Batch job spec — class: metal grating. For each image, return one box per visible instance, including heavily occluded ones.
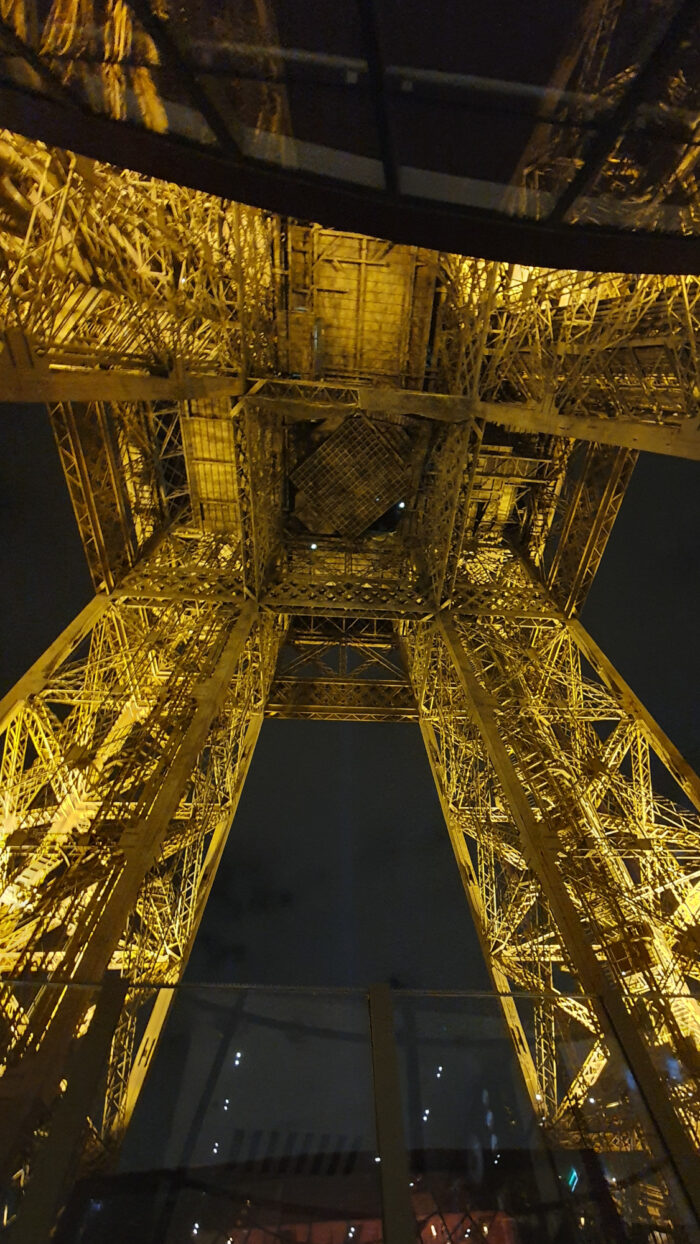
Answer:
[181,412,239,533]
[291,414,411,537]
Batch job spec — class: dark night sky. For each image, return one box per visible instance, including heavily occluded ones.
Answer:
[1,407,699,990]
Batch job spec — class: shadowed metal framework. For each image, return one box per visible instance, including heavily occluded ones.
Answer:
[1,125,700,1234]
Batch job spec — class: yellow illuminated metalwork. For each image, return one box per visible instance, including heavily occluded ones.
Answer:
[0,124,699,1230]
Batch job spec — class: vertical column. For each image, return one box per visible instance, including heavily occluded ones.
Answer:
[368,984,416,1244]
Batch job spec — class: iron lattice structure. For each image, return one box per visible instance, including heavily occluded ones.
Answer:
[1,126,700,1230]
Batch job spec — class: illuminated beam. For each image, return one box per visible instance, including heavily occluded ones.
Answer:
[117,712,264,1139]
[250,382,700,459]
[0,366,245,405]
[0,595,109,733]
[3,364,697,460]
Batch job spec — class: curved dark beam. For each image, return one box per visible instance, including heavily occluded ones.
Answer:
[2,82,700,275]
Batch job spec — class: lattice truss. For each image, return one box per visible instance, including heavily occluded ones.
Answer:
[1,128,699,459]
[433,252,700,452]
[401,568,700,1158]
[0,419,283,1174]
[1,122,700,1225]
[0,128,274,375]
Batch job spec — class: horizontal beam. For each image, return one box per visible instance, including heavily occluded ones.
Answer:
[4,366,697,459]
[0,365,245,405]
[480,399,700,461]
[265,677,417,721]
[252,383,700,459]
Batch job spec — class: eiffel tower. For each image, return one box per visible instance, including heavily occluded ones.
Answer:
[1,8,700,1235]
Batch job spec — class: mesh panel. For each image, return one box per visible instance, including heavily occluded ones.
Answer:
[291,415,411,537]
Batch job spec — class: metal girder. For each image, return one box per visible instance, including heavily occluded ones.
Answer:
[0,363,245,405]
[543,442,638,615]
[12,361,692,462]
[0,130,274,379]
[252,382,700,460]
[486,399,700,460]
[114,712,263,1143]
[266,615,416,720]
[2,124,700,461]
[266,678,416,722]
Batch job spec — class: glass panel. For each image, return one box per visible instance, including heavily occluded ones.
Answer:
[60,986,382,1243]
[393,992,698,1244]
[2,985,698,1241]
[0,981,107,1232]
[0,4,217,141]
[0,36,53,97]
[566,126,700,234]
[174,0,382,174]
[397,114,589,218]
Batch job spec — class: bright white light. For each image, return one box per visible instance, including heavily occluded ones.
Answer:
[588,1096,595,1104]
[535,1093,542,1102]
[579,1217,585,1227]
[310,542,318,550]
[192,1226,199,1238]
[212,1142,219,1154]
[431,1225,437,1238]
[374,1156,381,1163]
[398,501,406,509]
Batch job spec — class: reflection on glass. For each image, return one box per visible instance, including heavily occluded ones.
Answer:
[57,987,382,1243]
[1,985,697,1243]
[0,0,699,232]
[393,992,698,1244]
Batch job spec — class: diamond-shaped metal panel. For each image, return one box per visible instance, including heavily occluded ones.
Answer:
[291,414,411,537]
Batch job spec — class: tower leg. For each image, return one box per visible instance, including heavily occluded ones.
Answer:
[0,539,278,1179]
[404,606,700,1225]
